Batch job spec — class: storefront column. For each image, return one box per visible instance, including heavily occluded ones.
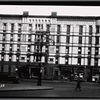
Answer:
[29,67,31,78]
[90,67,93,82]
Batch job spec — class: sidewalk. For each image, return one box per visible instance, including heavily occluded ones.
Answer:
[0,83,54,92]
[21,78,100,85]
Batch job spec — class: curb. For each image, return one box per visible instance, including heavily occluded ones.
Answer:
[0,86,54,92]
[0,87,54,92]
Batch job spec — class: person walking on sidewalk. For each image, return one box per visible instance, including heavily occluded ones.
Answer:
[75,75,82,91]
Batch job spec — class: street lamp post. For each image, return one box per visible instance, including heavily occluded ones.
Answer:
[35,31,55,86]
[37,40,43,86]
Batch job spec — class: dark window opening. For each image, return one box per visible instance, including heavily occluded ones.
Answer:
[57,25,61,34]
[78,58,81,65]
[89,25,92,35]
[79,36,82,44]
[18,24,22,33]
[3,23,7,32]
[96,25,99,33]
[11,23,14,32]
[96,36,99,44]
[46,24,50,32]
[79,25,83,35]
[66,36,70,43]
[67,25,70,34]
[21,57,25,60]
[49,58,54,62]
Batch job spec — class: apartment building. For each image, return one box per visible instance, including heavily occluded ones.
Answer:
[0,11,100,81]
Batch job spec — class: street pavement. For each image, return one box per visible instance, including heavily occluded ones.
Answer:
[0,79,100,98]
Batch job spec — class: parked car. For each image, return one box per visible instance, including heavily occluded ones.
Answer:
[0,72,19,84]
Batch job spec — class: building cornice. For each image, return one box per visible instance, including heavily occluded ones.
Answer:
[0,13,100,20]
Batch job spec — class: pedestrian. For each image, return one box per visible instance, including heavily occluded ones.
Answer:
[75,75,82,91]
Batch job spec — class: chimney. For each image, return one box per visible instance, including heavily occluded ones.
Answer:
[23,11,29,17]
[51,12,57,17]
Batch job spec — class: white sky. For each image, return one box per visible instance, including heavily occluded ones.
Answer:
[0,5,100,16]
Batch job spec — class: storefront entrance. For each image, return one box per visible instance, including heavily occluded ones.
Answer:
[30,68,39,78]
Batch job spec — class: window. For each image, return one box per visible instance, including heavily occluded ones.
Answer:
[57,25,60,34]
[20,45,27,52]
[79,25,83,35]
[46,24,50,32]
[9,56,12,62]
[49,58,54,62]
[96,25,99,33]
[3,34,5,41]
[57,25,60,43]
[95,47,98,55]
[88,59,91,65]
[21,35,26,41]
[79,36,82,44]
[18,34,20,41]
[11,23,14,32]
[21,57,25,60]
[66,25,70,43]
[56,46,59,54]
[88,47,91,55]
[78,47,81,55]
[66,36,70,43]
[29,24,32,32]
[65,46,69,53]
[67,25,70,34]
[18,24,22,33]
[28,36,31,42]
[65,58,68,65]
[95,58,98,66]
[96,36,99,44]
[88,47,91,65]
[56,36,60,43]
[89,25,92,35]
[3,23,7,32]
[56,57,59,64]
[35,24,43,31]
[1,56,4,61]
[89,37,92,44]
[78,58,81,65]
[10,44,12,51]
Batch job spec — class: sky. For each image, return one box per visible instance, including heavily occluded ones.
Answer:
[0,5,100,16]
